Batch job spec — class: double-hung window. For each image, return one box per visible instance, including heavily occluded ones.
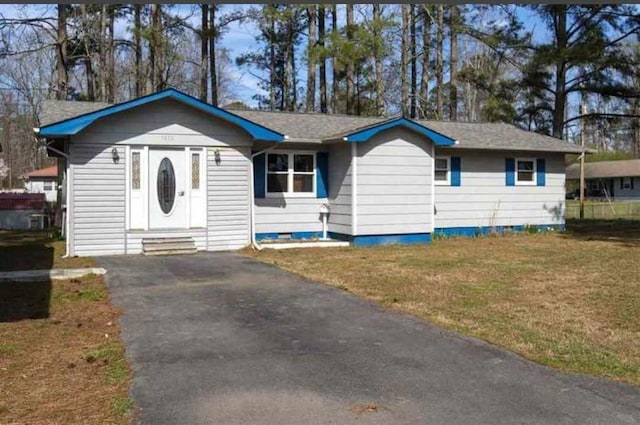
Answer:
[435,156,450,185]
[267,152,315,196]
[516,158,536,185]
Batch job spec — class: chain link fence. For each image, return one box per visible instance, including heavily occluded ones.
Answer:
[566,200,640,220]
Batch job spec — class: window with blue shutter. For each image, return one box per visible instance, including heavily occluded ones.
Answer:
[253,153,266,198]
[451,156,461,186]
[536,158,546,186]
[316,152,329,198]
[505,158,515,186]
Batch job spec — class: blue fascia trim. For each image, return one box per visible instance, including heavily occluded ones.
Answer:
[344,117,456,146]
[328,232,432,246]
[434,224,565,238]
[39,88,284,142]
[256,231,323,241]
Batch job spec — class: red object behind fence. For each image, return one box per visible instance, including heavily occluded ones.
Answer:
[0,193,46,210]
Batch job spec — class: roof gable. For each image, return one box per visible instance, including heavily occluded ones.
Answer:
[38,88,284,142]
[339,117,457,146]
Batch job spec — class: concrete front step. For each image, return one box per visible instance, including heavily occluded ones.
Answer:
[142,237,197,256]
[143,248,198,256]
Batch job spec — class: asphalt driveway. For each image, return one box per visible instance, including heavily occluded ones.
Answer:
[99,252,640,425]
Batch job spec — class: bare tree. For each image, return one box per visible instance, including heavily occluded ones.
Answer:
[56,4,68,100]
[435,4,444,119]
[449,5,459,121]
[345,4,355,114]
[200,4,209,101]
[400,4,409,116]
[305,5,316,112]
[318,6,327,113]
[372,4,385,116]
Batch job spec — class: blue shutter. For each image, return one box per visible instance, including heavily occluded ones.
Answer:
[536,158,546,186]
[316,152,329,198]
[253,153,266,198]
[450,156,461,186]
[505,158,515,186]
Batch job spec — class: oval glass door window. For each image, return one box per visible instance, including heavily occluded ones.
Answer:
[157,158,176,214]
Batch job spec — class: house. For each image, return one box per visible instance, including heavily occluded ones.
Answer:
[566,159,640,200]
[35,88,583,257]
[24,165,58,203]
[0,193,48,230]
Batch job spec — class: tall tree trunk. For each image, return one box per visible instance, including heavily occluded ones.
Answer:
[80,4,95,101]
[372,4,384,116]
[419,5,431,119]
[345,4,355,115]
[410,4,417,118]
[331,5,338,113]
[318,6,327,113]
[449,5,458,121]
[400,4,409,116]
[99,5,107,100]
[209,5,218,106]
[269,5,276,111]
[151,4,163,91]
[107,7,115,102]
[305,5,316,112]
[552,5,568,139]
[436,4,444,119]
[56,4,67,100]
[200,4,209,102]
[134,4,143,97]
[289,14,297,111]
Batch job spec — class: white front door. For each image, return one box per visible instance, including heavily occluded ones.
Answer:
[149,149,187,229]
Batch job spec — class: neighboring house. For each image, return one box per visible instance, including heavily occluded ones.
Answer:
[35,88,583,257]
[24,165,58,203]
[0,193,47,230]
[566,160,640,200]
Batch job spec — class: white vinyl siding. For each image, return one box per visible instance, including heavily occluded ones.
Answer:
[435,150,565,228]
[327,143,352,235]
[207,147,251,251]
[69,142,126,256]
[355,128,433,235]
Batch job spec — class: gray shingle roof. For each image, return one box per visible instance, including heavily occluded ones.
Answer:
[38,99,584,153]
[39,100,111,126]
[566,159,640,180]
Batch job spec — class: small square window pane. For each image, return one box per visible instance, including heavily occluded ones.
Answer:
[517,171,534,182]
[293,174,313,192]
[268,154,288,172]
[294,154,314,172]
[267,173,288,193]
[435,158,448,170]
[435,170,448,181]
[517,161,533,172]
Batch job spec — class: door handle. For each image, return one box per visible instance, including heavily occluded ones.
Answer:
[178,191,185,196]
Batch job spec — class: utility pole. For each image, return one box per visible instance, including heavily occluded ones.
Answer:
[579,92,586,220]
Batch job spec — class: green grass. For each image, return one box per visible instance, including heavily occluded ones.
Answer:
[85,343,129,385]
[111,397,133,418]
[0,343,17,355]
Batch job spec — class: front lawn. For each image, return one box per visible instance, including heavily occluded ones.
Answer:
[0,232,132,424]
[248,220,640,386]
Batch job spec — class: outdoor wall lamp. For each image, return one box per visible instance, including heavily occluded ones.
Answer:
[111,147,120,164]
[214,149,221,165]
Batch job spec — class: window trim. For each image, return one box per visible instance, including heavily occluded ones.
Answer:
[265,151,317,197]
[43,181,54,191]
[434,156,450,186]
[515,157,537,186]
[622,177,632,190]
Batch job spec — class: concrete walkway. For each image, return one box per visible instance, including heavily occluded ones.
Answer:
[99,252,640,425]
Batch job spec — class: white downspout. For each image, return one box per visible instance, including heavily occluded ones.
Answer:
[249,143,280,250]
